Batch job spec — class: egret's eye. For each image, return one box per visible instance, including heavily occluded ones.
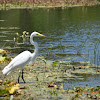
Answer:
[36,34,39,35]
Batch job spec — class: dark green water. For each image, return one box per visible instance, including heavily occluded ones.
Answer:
[0,6,100,65]
[0,6,100,88]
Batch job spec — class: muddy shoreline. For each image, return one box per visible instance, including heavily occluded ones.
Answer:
[0,56,100,99]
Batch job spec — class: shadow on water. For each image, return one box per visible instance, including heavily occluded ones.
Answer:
[63,73,100,89]
[19,81,35,84]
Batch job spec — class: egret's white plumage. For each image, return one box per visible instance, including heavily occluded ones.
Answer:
[2,51,32,75]
[2,31,47,83]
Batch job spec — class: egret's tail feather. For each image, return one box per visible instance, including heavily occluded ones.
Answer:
[2,65,12,75]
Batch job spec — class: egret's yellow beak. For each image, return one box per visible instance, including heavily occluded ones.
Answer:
[38,33,47,38]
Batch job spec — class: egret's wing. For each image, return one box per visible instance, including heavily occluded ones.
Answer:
[10,51,31,67]
[2,51,32,75]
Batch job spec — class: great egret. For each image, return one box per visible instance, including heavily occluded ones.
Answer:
[2,32,47,83]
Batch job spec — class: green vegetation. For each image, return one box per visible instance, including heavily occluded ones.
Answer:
[0,0,100,9]
[0,55,100,99]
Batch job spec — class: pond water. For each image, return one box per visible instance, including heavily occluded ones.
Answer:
[0,6,100,87]
[63,74,100,89]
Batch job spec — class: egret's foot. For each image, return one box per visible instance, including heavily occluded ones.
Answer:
[23,80,26,83]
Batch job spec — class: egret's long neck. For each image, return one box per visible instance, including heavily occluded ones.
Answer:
[30,35,38,56]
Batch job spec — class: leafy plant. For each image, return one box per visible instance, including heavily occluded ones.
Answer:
[42,59,47,65]
[52,61,60,66]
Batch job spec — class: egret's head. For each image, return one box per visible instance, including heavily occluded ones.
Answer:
[31,32,47,38]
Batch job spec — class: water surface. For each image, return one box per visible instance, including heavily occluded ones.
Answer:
[0,6,100,87]
[0,6,100,64]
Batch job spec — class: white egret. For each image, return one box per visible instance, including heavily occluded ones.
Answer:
[2,32,47,83]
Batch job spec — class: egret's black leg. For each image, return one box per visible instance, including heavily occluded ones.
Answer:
[18,71,21,83]
[21,69,26,83]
